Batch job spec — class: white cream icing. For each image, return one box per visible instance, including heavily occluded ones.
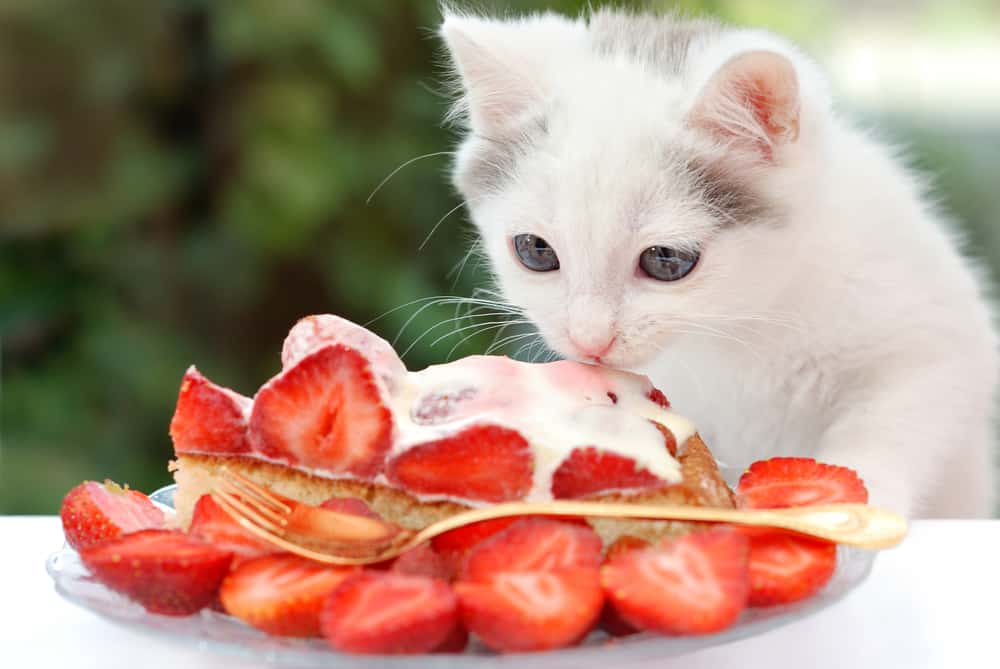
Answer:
[386,355,693,504]
[188,315,695,506]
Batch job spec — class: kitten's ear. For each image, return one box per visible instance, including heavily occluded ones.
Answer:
[687,51,800,161]
[440,15,543,136]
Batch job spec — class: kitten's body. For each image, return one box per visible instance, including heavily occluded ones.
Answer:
[440,9,998,517]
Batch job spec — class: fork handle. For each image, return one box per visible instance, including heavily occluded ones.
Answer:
[419,502,907,550]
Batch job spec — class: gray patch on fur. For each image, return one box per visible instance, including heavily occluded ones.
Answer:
[685,157,773,226]
[454,117,547,199]
[588,9,721,75]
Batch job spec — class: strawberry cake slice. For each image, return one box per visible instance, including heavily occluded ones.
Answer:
[169,315,734,547]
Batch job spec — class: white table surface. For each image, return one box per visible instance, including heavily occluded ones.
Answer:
[3,516,998,669]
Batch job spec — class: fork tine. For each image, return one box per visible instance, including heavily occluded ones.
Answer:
[214,477,290,528]
[221,467,292,514]
[212,488,287,535]
[213,479,288,527]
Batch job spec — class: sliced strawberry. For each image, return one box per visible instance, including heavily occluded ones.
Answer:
[319,496,382,520]
[280,314,406,392]
[385,425,532,503]
[320,571,458,654]
[187,494,279,560]
[460,518,602,582]
[60,480,166,551]
[551,447,667,499]
[80,529,232,616]
[390,542,453,581]
[748,532,837,606]
[737,457,868,509]
[455,567,604,652]
[432,620,469,653]
[220,554,356,637]
[431,517,521,576]
[249,344,392,478]
[648,387,671,409]
[602,527,749,635]
[599,536,650,637]
[169,366,252,455]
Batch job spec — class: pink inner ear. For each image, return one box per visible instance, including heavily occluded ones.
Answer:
[689,51,801,162]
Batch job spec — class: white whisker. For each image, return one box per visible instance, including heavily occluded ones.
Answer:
[366,151,453,205]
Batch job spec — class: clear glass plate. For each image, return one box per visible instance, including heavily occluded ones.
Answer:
[46,484,876,668]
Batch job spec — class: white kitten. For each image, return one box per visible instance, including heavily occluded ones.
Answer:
[439,8,998,518]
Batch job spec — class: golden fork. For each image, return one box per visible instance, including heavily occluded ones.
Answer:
[210,467,908,566]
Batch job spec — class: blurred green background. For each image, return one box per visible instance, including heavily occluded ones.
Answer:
[2,0,998,513]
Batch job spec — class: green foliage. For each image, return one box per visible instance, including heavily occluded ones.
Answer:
[1,1,998,513]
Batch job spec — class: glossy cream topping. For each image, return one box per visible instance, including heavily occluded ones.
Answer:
[386,355,693,504]
[208,315,694,505]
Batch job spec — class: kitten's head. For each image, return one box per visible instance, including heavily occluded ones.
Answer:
[441,9,830,368]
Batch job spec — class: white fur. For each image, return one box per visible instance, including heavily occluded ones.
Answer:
[440,9,998,518]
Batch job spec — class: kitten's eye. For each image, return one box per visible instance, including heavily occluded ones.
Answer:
[513,234,560,272]
[639,246,700,281]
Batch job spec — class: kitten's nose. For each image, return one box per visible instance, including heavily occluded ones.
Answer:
[568,334,617,362]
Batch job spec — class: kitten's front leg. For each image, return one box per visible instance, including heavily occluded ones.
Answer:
[812,365,994,519]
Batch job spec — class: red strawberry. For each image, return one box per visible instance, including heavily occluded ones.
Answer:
[385,425,532,503]
[60,480,165,551]
[320,571,459,654]
[551,447,667,499]
[280,314,406,390]
[599,536,650,637]
[747,532,837,606]
[431,517,521,575]
[455,567,604,652]
[648,387,671,409]
[187,494,280,560]
[249,344,392,478]
[80,529,232,616]
[460,518,602,582]
[432,620,469,653]
[220,554,356,637]
[737,457,868,509]
[169,366,252,455]
[602,528,750,635]
[390,543,453,581]
[319,496,382,520]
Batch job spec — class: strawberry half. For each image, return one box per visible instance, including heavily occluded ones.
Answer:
[60,480,166,551]
[460,518,603,582]
[431,517,521,576]
[550,447,667,499]
[455,567,604,652]
[320,571,459,655]
[220,554,356,637]
[319,496,382,519]
[169,366,252,455]
[385,425,532,503]
[280,314,406,391]
[187,494,279,560]
[747,532,837,606]
[602,527,750,635]
[737,457,868,509]
[249,344,392,478]
[80,529,233,616]
[390,542,453,581]
[599,536,650,637]
[432,621,469,653]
